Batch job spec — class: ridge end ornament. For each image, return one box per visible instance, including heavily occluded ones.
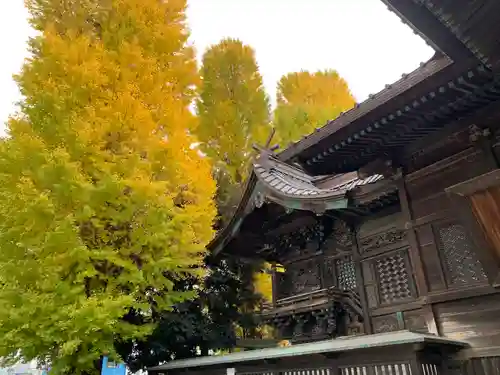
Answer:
[252,128,280,163]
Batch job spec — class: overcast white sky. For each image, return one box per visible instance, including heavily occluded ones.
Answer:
[0,0,434,133]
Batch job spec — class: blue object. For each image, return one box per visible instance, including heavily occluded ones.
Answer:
[101,356,126,375]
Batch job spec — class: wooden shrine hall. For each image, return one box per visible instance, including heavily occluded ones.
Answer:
[150,1,500,375]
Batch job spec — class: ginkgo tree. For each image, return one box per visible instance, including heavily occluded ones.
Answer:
[195,38,271,185]
[0,0,215,374]
[273,70,356,146]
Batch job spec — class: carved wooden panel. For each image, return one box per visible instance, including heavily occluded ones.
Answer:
[372,314,399,333]
[435,221,487,287]
[333,219,352,248]
[374,250,414,305]
[322,219,352,256]
[321,255,357,291]
[269,220,323,262]
[357,213,406,259]
[336,256,357,291]
[359,228,406,254]
[276,258,321,299]
[288,259,321,295]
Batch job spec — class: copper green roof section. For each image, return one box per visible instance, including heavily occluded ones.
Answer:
[148,331,468,372]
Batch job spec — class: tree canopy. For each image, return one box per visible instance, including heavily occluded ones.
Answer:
[273,70,356,147]
[0,0,216,373]
[116,256,264,372]
[195,38,271,185]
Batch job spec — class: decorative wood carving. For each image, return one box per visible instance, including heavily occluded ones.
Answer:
[372,314,399,333]
[374,250,414,305]
[333,219,353,248]
[262,286,364,342]
[360,228,406,254]
[264,219,323,260]
[336,256,357,291]
[322,255,357,291]
[265,302,352,342]
[347,314,365,336]
[434,222,487,286]
[276,259,321,299]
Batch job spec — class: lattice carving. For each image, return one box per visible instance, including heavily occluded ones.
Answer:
[336,256,357,291]
[375,250,413,304]
[360,228,406,253]
[437,223,487,286]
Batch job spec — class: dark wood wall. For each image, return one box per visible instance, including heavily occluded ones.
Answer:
[356,211,429,334]
[407,146,500,352]
[357,137,500,361]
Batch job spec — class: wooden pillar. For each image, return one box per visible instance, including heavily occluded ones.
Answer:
[397,173,439,335]
[351,226,373,334]
[396,174,428,297]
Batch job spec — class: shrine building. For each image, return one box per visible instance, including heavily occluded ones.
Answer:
[150,1,500,374]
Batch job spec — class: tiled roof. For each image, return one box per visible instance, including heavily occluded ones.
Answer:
[277,54,452,163]
[253,155,383,198]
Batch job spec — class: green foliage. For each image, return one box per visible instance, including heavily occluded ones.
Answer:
[0,0,216,373]
[273,70,356,146]
[116,256,264,372]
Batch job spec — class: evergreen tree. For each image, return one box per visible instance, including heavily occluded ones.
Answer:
[274,70,356,146]
[116,256,264,372]
[0,0,215,373]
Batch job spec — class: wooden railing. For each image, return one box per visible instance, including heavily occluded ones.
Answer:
[259,286,362,317]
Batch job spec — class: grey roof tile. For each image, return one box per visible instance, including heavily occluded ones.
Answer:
[253,155,383,198]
